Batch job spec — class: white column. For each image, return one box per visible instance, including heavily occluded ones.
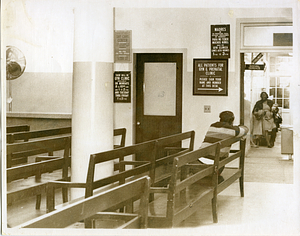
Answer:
[71,0,114,199]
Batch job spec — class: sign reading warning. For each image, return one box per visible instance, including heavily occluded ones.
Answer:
[193,59,228,96]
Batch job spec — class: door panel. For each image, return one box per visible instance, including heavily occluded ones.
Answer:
[136,53,182,145]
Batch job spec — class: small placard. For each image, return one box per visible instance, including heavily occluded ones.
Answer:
[114,71,131,103]
[211,24,230,59]
[114,30,132,63]
[193,59,228,96]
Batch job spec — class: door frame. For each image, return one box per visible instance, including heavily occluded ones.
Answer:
[236,18,293,126]
[132,48,187,143]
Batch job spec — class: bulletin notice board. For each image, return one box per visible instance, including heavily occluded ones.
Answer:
[114,30,132,63]
[114,71,131,103]
[193,59,228,96]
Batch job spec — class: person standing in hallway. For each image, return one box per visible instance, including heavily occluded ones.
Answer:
[251,91,277,148]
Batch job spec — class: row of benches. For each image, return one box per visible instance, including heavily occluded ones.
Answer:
[14,130,246,229]
[6,126,126,167]
[6,127,126,209]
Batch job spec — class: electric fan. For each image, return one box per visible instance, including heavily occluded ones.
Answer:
[6,46,26,111]
[6,45,26,80]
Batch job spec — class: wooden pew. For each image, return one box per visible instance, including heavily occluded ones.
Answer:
[7,126,71,144]
[46,140,156,213]
[147,135,246,228]
[7,125,30,134]
[46,131,195,213]
[19,176,150,229]
[6,127,126,167]
[7,136,71,209]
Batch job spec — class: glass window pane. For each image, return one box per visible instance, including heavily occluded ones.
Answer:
[284,99,289,109]
[270,77,276,87]
[277,88,282,98]
[284,88,290,98]
[277,99,282,107]
[144,62,176,116]
[279,77,290,87]
[244,26,293,47]
[269,88,275,97]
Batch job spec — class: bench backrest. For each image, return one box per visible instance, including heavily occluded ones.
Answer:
[6,135,71,168]
[113,128,126,148]
[7,127,72,143]
[7,125,30,134]
[20,176,150,228]
[86,140,156,198]
[7,136,71,182]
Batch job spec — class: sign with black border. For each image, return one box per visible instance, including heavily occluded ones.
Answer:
[193,59,228,96]
[211,24,230,59]
[114,71,131,103]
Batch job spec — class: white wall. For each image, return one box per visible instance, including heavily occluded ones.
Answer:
[114,7,292,145]
[3,0,74,113]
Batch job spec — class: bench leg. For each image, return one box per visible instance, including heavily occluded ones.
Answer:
[62,187,68,203]
[239,176,244,197]
[36,194,41,210]
[212,196,218,223]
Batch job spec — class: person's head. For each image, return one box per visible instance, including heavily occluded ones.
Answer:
[219,111,235,125]
[260,92,269,101]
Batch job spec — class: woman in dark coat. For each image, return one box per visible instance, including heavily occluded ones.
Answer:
[251,92,277,148]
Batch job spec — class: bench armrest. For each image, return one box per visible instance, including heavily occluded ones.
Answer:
[47,181,87,212]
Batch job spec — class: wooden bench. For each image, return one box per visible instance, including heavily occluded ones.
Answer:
[7,126,72,144]
[46,131,195,212]
[6,127,126,167]
[19,176,150,229]
[46,140,156,213]
[151,130,195,187]
[7,125,30,134]
[7,136,71,209]
[147,135,246,228]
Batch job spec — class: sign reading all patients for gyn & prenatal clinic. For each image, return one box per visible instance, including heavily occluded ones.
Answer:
[193,59,228,96]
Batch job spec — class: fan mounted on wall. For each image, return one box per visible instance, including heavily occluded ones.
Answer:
[6,46,27,111]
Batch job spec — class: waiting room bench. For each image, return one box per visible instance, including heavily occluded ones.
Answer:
[19,176,150,229]
[7,126,72,144]
[46,131,195,213]
[147,135,246,228]
[6,136,71,209]
[6,127,126,167]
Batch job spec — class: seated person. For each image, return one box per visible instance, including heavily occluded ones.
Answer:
[198,111,249,182]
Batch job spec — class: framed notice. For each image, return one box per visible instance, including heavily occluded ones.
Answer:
[114,71,131,103]
[193,59,228,96]
[211,24,230,59]
[114,30,132,63]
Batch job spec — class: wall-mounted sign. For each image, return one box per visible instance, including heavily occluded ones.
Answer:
[211,24,230,59]
[245,64,265,70]
[114,30,132,63]
[193,59,228,96]
[114,71,131,103]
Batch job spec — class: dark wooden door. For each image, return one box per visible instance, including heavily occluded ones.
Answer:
[136,53,182,145]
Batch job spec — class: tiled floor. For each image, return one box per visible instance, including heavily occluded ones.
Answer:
[4,131,300,235]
